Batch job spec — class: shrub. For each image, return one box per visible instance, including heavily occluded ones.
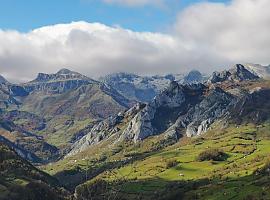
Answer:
[255,160,270,175]
[124,151,141,157]
[111,145,123,155]
[197,148,228,161]
[166,159,178,169]
[75,179,108,200]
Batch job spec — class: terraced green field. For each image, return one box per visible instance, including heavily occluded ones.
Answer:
[42,121,270,199]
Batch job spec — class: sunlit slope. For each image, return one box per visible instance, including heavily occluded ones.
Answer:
[42,121,270,199]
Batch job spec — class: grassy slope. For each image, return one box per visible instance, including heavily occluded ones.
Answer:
[41,121,270,199]
[18,84,128,149]
[37,117,94,148]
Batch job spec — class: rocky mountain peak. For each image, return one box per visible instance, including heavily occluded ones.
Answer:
[33,68,90,83]
[183,70,203,84]
[208,64,259,83]
[56,68,73,75]
[231,64,259,80]
[23,68,97,94]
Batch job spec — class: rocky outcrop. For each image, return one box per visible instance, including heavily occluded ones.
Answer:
[229,88,270,123]
[182,87,235,137]
[69,80,237,152]
[67,103,145,156]
[120,82,207,142]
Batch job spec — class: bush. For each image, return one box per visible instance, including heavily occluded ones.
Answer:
[197,149,228,161]
[166,159,178,169]
[75,179,108,200]
[255,160,270,175]
[111,145,123,155]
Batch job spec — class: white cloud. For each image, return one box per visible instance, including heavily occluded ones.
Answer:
[0,22,186,82]
[1,0,270,83]
[174,0,270,65]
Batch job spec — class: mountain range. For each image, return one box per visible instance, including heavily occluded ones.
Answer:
[1,63,270,200]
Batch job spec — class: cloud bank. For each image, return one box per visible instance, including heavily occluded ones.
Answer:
[1,0,270,82]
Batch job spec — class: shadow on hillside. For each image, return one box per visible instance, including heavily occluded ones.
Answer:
[74,170,270,200]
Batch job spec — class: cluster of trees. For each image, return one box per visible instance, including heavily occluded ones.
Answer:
[197,148,228,161]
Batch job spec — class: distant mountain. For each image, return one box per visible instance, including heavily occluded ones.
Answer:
[100,71,207,103]
[22,68,97,94]
[20,69,131,119]
[208,64,259,83]
[20,81,131,120]
[1,64,268,157]
[183,70,204,84]
[100,72,180,102]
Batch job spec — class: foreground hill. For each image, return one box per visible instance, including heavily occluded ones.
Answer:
[0,142,69,200]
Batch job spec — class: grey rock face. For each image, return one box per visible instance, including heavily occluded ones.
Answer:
[120,82,235,141]
[121,105,155,142]
[67,103,145,156]
[120,82,206,142]
[229,88,270,123]
[183,87,235,137]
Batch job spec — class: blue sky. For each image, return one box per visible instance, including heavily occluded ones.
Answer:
[0,0,229,32]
